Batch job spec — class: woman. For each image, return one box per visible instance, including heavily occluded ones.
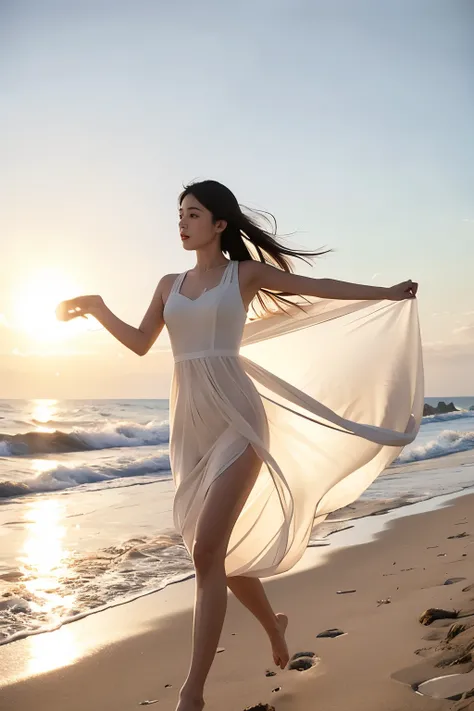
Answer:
[57,180,421,711]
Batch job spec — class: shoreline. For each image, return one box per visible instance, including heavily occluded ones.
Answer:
[1,468,472,652]
[2,445,474,651]
[2,488,474,710]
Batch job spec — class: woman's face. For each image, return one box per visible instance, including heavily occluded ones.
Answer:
[178,194,226,251]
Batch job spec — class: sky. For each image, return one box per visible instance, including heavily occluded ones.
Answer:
[2,0,473,399]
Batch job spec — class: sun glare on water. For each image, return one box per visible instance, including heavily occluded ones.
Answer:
[12,268,88,343]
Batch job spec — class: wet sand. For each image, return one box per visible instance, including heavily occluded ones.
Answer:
[2,492,474,711]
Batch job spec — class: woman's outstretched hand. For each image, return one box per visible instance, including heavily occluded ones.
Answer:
[56,295,104,322]
[386,280,418,301]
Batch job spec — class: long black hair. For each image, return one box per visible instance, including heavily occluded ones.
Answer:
[179,180,331,316]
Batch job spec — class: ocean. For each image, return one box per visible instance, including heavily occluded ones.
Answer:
[1,396,474,647]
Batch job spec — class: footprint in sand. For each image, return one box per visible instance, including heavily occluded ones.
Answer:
[316,628,345,638]
[394,597,474,705]
[287,651,320,671]
[416,670,474,702]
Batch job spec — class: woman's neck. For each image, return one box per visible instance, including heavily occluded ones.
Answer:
[194,248,228,273]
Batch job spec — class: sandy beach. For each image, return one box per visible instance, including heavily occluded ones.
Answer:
[4,0,472,708]
[2,490,474,711]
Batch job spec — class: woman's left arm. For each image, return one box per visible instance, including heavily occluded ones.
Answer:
[247,262,418,301]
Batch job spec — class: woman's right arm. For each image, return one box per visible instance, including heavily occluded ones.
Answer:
[57,274,177,356]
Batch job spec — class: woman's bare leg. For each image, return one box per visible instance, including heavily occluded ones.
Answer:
[226,575,289,668]
[176,445,263,711]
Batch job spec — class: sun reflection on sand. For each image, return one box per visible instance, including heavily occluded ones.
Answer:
[27,624,79,675]
[19,499,78,672]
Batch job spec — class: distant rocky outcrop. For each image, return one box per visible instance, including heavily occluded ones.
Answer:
[423,401,459,417]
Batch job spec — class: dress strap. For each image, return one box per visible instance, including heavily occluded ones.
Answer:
[169,271,188,295]
[221,260,237,286]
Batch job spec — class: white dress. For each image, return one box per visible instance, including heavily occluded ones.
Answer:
[163,260,423,578]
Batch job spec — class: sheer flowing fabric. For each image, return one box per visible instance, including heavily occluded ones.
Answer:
[163,260,423,578]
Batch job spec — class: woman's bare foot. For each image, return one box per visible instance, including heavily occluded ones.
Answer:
[269,612,289,669]
[175,691,204,711]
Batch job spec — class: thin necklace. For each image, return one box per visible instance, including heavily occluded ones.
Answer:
[201,262,228,293]
[196,262,228,274]
[182,261,229,297]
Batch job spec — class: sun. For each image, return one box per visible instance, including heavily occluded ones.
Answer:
[12,268,88,343]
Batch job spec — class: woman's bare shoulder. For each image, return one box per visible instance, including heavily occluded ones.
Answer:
[160,273,180,287]
[158,273,180,302]
[237,259,268,286]
[238,260,264,276]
